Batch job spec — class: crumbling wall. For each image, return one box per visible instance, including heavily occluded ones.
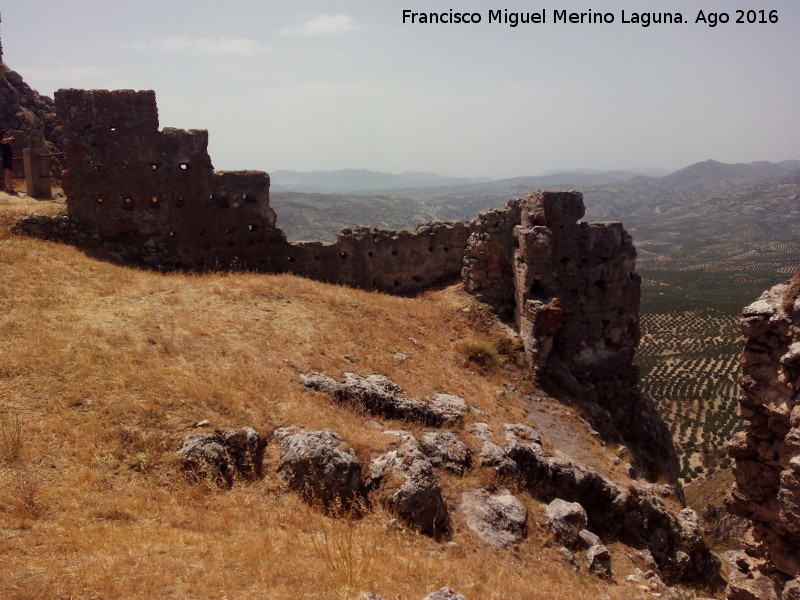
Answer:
[55,88,468,291]
[725,280,800,600]
[56,89,289,271]
[462,200,522,314]
[46,89,680,484]
[290,222,469,294]
[463,191,678,482]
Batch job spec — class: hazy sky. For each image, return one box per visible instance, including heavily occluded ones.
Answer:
[2,1,799,179]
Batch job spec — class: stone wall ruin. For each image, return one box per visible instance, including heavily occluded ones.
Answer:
[464,191,677,481]
[725,281,800,600]
[56,89,471,293]
[41,87,677,481]
[56,89,289,272]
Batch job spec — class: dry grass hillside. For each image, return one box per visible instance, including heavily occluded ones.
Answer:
[0,192,715,600]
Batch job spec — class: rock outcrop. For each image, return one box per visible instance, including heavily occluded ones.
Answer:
[178,433,235,488]
[366,436,449,538]
[300,372,466,427]
[178,426,265,488]
[545,497,612,578]
[0,17,63,166]
[276,428,364,513]
[545,498,588,548]
[419,431,472,475]
[726,276,800,599]
[477,423,721,585]
[585,543,612,579]
[457,488,527,549]
[423,588,467,600]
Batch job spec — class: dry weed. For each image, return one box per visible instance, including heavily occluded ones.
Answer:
[300,498,378,591]
[0,409,23,462]
[782,266,800,311]
[460,339,500,371]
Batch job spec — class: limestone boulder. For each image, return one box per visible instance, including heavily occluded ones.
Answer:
[392,471,449,538]
[177,426,265,488]
[429,393,468,425]
[367,439,448,538]
[301,371,465,426]
[473,422,519,478]
[178,433,233,488]
[457,488,527,549]
[577,528,602,549]
[419,431,472,475]
[545,498,587,548]
[221,426,265,480]
[585,543,612,579]
[277,429,363,512]
[423,588,467,600]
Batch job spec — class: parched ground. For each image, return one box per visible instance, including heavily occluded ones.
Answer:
[0,192,694,600]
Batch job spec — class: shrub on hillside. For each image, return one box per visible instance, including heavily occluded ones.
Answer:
[461,340,499,370]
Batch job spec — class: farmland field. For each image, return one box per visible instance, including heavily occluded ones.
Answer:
[636,263,795,482]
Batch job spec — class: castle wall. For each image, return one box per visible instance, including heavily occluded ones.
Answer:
[49,88,680,482]
[55,88,467,289]
[289,222,469,293]
[462,191,677,481]
[56,89,288,270]
[461,200,521,313]
[725,281,800,600]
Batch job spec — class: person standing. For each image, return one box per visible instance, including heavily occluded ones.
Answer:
[1,130,16,194]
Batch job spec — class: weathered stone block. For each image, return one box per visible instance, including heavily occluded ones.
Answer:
[520,190,586,228]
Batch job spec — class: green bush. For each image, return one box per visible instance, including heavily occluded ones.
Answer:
[493,337,516,356]
[461,340,499,370]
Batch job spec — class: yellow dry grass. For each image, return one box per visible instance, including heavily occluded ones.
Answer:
[783,265,800,311]
[0,192,695,599]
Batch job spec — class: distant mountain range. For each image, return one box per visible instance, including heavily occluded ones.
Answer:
[268,167,684,195]
[271,161,800,197]
[271,160,800,262]
[270,169,491,194]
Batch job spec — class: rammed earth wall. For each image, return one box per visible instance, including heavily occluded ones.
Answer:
[57,89,289,272]
[55,89,468,292]
[49,88,678,481]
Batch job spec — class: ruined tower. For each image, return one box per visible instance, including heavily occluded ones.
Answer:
[56,88,289,270]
